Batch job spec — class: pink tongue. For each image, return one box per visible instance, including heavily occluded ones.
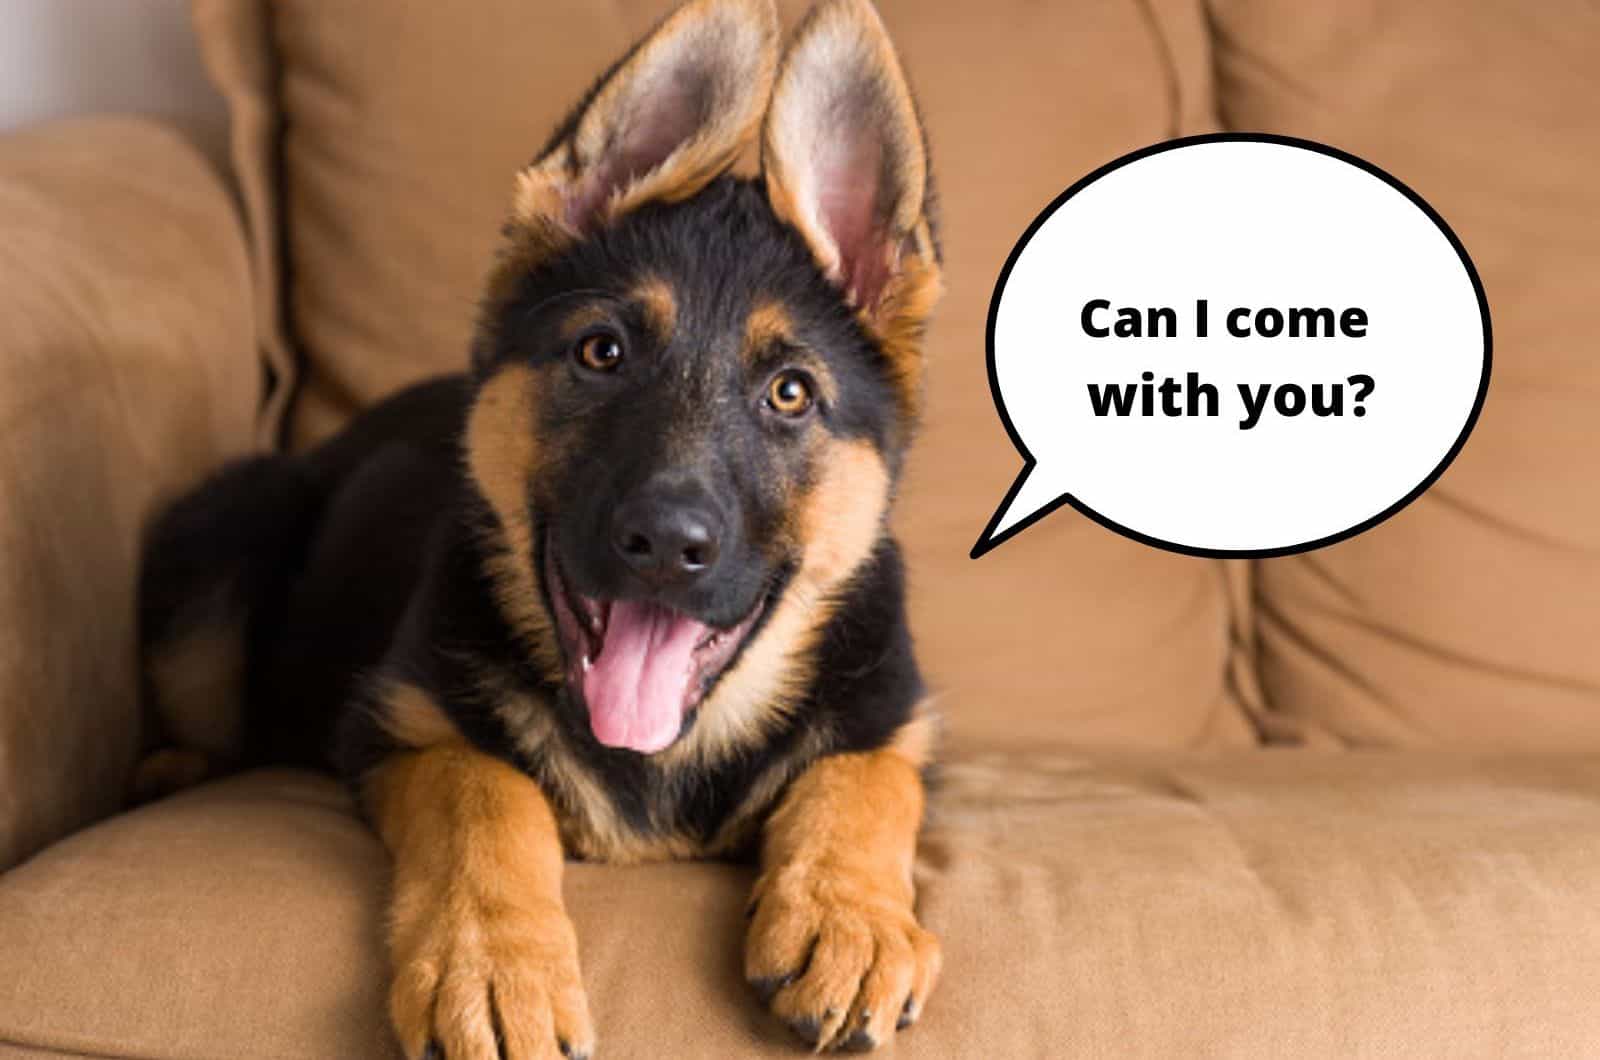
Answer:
[583,600,708,754]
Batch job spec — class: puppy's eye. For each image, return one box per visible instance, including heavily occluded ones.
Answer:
[765,370,815,418]
[575,332,624,372]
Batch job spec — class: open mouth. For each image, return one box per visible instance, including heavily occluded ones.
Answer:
[543,537,765,755]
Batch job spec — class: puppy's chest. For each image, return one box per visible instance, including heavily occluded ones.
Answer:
[534,753,771,864]
[484,683,813,864]
[514,729,813,865]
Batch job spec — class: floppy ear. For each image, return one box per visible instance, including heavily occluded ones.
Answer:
[762,0,941,411]
[507,0,778,254]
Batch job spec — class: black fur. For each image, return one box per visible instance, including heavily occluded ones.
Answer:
[139,176,926,857]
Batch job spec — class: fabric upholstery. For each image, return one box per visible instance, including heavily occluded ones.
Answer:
[1209,2,1600,749]
[189,0,1257,753]
[4,756,1600,1058]
[5,3,1596,1058]
[0,117,259,872]
[188,0,295,447]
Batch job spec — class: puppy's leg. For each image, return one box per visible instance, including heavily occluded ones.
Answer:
[745,739,940,1052]
[366,734,593,1060]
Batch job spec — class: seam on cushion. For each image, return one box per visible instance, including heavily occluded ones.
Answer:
[1423,486,1596,557]
[1131,0,1185,138]
[259,0,301,453]
[195,0,298,453]
[1327,607,1600,703]
[1255,594,1403,746]
[1218,559,1270,744]
[1201,0,1323,131]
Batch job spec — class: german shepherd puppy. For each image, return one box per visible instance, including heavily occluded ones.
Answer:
[138,0,942,1055]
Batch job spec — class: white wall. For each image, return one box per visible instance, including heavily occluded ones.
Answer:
[0,0,227,163]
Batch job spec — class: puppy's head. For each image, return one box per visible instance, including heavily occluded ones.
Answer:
[467,0,939,756]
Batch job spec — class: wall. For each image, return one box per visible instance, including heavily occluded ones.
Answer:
[0,0,226,163]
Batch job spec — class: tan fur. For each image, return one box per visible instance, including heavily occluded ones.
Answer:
[659,438,889,772]
[460,363,895,862]
[471,169,577,357]
[377,679,466,750]
[744,299,842,406]
[493,686,559,762]
[546,750,706,865]
[146,608,244,761]
[464,364,565,685]
[762,0,924,286]
[632,276,679,341]
[478,0,776,370]
[367,716,594,1060]
[888,699,940,770]
[596,0,778,217]
[761,0,942,422]
[475,676,715,864]
[502,168,577,278]
[869,225,943,423]
[746,743,939,1051]
[704,725,829,856]
[470,435,893,860]
[507,0,773,254]
[744,298,796,357]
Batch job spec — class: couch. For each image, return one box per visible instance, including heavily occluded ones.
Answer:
[2,1,1598,1056]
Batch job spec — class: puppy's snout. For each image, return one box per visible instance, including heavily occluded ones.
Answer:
[612,478,724,588]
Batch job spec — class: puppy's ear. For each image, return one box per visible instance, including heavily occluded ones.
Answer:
[762,0,941,414]
[511,0,778,248]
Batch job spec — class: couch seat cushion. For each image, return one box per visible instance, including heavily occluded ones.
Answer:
[2,755,1599,1058]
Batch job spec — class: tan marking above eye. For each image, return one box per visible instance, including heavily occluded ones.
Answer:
[632,277,678,341]
[745,300,796,358]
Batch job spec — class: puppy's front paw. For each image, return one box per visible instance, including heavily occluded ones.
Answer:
[388,895,594,1060]
[745,868,941,1052]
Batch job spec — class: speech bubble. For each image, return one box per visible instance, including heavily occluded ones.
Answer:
[971,133,1490,559]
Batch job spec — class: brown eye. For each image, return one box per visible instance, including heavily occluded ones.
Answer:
[766,370,814,417]
[576,332,624,372]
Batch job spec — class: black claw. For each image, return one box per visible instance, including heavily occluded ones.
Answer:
[559,1040,590,1060]
[789,1016,825,1048]
[422,1042,443,1060]
[839,1027,878,1052]
[896,997,916,1030]
[750,973,795,1003]
[751,935,818,1005]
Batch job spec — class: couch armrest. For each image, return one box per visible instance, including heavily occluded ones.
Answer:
[0,117,259,871]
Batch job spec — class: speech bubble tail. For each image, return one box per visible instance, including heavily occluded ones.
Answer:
[970,464,1074,559]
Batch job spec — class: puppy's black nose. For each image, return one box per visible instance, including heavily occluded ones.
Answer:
[612,482,723,586]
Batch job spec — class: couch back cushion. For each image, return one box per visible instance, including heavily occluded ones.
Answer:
[1211,0,1600,747]
[192,0,1258,752]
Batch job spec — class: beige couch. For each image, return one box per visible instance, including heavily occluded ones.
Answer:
[3,1,1599,1056]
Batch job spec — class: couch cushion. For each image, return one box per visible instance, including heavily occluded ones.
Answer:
[191,0,1257,754]
[1209,3,1600,748]
[4,758,1600,1057]
[0,117,258,872]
